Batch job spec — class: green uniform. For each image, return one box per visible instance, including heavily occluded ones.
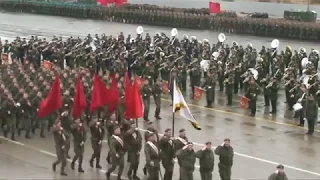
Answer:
[70,123,87,172]
[176,148,196,180]
[202,75,216,107]
[196,148,214,180]
[152,83,162,119]
[215,145,234,180]
[141,84,151,121]
[145,140,161,180]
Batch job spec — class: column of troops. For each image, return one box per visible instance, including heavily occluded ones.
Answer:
[0,1,320,41]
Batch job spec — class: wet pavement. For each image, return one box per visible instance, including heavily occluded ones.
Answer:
[1,12,320,180]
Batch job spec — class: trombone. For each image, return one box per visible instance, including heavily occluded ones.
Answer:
[289,84,300,93]
[265,81,274,89]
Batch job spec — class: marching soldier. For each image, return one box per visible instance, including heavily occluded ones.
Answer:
[52,121,69,176]
[196,142,215,180]
[176,142,196,180]
[60,110,72,158]
[89,119,105,169]
[174,128,188,151]
[159,128,175,180]
[70,118,86,173]
[201,72,216,108]
[17,92,32,138]
[215,138,234,180]
[152,80,162,120]
[268,164,288,180]
[141,80,151,121]
[106,113,119,164]
[144,132,161,180]
[106,126,125,180]
[124,121,142,180]
[143,121,160,175]
[2,94,17,140]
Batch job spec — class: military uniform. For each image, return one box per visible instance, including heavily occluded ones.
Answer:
[159,130,175,180]
[196,145,214,180]
[245,82,261,116]
[2,97,17,140]
[52,125,70,176]
[202,74,216,108]
[215,143,234,180]
[124,126,142,180]
[141,83,152,121]
[70,122,87,172]
[304,96,318,135]
[152,82,162,119]
[106,128,125,180]
[89,120,105,169]
[176,143,196,180]
[144,133,161,180]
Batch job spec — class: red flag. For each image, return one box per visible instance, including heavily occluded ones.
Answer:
[107,75,120,113]
[125,79,143,119]
[72,75,87,119]
[209,2,221,14]
[115,0,127,6]
[37,75,62,118]
[96,0,108,6]
[90,74,109,112]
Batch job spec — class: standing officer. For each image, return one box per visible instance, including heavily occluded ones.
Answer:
[215,138,234,180]
[305,94,318,135]
[70,119,86,173]
[268,164,288,180]
[52,121,69,176]
[159,128,175,180]
[141,79,151,121]
[268,77,279,114]
[202,72,216,108]
[144,132,161,180]
[152,80,162,120]
[89,119,105,169]
[196,142,215,180]
[124,121,142,180]
[176,142,196,180]
[106,126,125,180]
[245,80,260,117]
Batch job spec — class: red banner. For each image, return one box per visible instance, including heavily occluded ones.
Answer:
[194,86,205,100]
[136,77,145,88]
[240,96,249,109]
[96,0,108,6]
[161,81,169,94]
[43,60,53,71]
[209,2,221,14]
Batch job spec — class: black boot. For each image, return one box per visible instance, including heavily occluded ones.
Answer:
[60,171,67,176]
[71,162,75,170]
[52,163,56,172]
[78,167,84,173]
[11,134,15,141]
[32,128,36,135]
[40,130,45,138]
[89,159,94,168]
[106,172,110,180]
[4,131,8,138]
[25,132,31,139]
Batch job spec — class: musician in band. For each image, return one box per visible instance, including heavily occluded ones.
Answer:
[159,128,175,180]
[106,126,125,180]
[245,79,261,117]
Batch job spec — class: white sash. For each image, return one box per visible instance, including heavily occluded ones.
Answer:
[98,127,102,134]
[62,133,66,141]
[177,137,187,145]
[133,132,137,139]
[147,141,159,155]
[113,135,124,147]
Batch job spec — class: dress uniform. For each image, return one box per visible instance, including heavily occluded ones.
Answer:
[152,81,162,119]
[141,81,151,121]
[176,142,196,180]
[268,164,288,180]
[124,122,142,180]
[106,126,125,180]
[18,93,32,138]
[202,72,216,108]
[144,132,161,180]
[70,119,87,172]
[304,94,318,135]
[89,120,105,169]
[159,128,175,180]
[245,80,260,116]
[2,96,17,140]
[215,139,234,180]
[52,122,69,176]
[196,142,214,180]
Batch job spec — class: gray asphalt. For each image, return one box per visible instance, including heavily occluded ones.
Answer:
[0,11,320,180]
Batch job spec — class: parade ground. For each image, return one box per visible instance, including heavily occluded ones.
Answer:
[0,11,320,180]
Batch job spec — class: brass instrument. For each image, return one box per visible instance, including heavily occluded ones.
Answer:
[265,81,274,89]
[307,81,319,89]
[289,84,300,93]
[260,78,267,83]
[243,76,250,83]
[284,79,293,86]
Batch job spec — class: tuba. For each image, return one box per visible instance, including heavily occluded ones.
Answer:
[293,93,305,111]
[218,33,226,43]
[271,39,279,49]
[136,26,144,35]
[170,28,178,45]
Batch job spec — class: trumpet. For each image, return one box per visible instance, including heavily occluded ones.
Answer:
[289,84,300,93]
[243,76,250,83]
[308,81,319,89]
[265,81,274,89]
[260,78,267,83]
[284,79,293,86]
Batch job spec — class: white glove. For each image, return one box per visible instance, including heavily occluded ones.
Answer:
[202,146,207,151]
[183,145,188,150]
[80,141,84,146]
[150,161,154,166]
[62,146,65,149]
[116,154,119,158]
[221,142,225,146]
[98,140,102,144]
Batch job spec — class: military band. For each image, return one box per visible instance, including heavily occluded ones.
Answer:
[0,28,319,180]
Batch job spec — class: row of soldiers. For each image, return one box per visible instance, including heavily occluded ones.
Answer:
[0,0,320,41]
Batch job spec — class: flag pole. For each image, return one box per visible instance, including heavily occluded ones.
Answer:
[171,77,175,137]
[136,118,138,127]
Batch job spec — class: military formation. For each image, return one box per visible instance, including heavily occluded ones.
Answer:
[0,25,315,179]
[0,0,320,41]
